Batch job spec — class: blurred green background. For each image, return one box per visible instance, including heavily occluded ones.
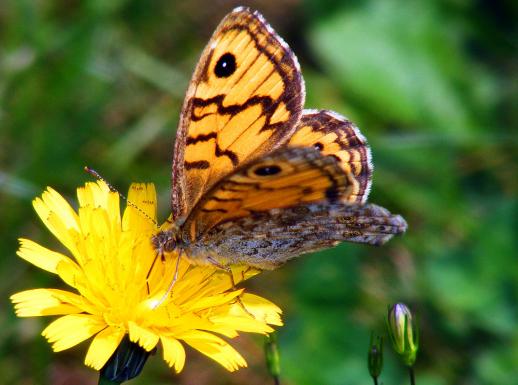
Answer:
[1,0,516,384]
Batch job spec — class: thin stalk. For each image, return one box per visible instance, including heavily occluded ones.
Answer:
[409,366,416,385]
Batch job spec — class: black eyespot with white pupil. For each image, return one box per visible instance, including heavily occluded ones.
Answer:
[254,165,282,176]
[214,53,236,78]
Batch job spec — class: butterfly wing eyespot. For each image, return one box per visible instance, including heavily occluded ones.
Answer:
[171,7,305,220]
[214,53,237,78]
[252,164,282,176]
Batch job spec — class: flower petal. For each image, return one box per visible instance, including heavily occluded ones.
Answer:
[209,314,274,334]
[55,257,86,292]
[16,238,71,274]
[185,291,243,313]
[42,314,106,352]
[122,183,157,232]
[161,336,186,373]
[128,321,159,352]
[180,330,247,372]
[34,187,80,233]
[85,326,125,370]
[11,289,84,317]
[237,293,283,326]
[231,266,261,284]
[33,188,81,255]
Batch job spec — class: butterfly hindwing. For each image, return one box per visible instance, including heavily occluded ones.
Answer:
[181,147,351,241]
[185,201,407,270]
[171,7,305,219]
[288,110,372,203]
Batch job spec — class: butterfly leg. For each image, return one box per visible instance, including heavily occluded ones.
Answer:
[146,252,161,294]
[151,252,182,309]
[206,256,255,318]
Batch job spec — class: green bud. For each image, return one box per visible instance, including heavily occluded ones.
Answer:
[387,303,419,367]
[264,332,281,379]
[367,333,383,379]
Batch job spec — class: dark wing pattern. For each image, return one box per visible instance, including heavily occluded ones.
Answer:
[185,202,407,269]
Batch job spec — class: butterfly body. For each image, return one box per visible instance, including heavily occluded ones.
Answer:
[153,7,407,270]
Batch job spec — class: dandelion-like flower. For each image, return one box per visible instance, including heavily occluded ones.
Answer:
[11,181,282,376]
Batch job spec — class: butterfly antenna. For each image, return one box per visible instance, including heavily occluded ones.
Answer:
[84,166,157,226]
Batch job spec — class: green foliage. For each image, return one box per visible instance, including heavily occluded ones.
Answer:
[1,0,516,384]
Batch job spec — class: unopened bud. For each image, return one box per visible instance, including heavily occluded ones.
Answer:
[387,303,419,367]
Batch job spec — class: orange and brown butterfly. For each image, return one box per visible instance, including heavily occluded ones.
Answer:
[152,7,407,270]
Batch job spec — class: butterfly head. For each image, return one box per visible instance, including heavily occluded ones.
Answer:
[151,227,181,256]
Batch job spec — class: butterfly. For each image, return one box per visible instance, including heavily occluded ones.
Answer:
[152,7,407,271]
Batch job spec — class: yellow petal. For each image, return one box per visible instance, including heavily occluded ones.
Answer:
[185,291,243,313]
[33,189,81,256]
[122,183,157,232]
[16,238,70,274]
[161,336,186,373]
[230,266,261,284]
[128,321,159,351]
[85,326,125,370]
[238,293,283,326]
[11,289,84,317]
[209,314,274,334]
[55,258,86,291]
[42,314,106,352]
[77,181,112,210]
[35,187,80,232]
[180,330,247,372]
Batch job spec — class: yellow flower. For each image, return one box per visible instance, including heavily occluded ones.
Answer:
[11,181,282,373]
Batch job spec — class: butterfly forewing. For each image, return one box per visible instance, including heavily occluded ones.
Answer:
[172,7,305,219]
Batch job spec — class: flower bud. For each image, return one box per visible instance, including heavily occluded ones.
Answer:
[387,303,419,367]
[367,333,383,379]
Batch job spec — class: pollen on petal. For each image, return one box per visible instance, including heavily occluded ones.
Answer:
[122,183,158,232]
[35,187,80,233]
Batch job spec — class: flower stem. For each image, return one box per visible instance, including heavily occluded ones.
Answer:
[98,376,121,385]
[373,376,379,385]
[273,375,280,385]
[409,366,416,385]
